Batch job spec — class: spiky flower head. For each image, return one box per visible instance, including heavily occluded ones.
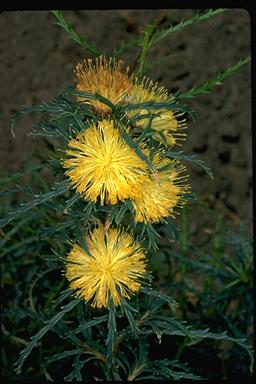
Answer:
[75,55,132,114]
[131,157,189,223]
[126,77,187,146]
[63,119,147,205]
[66,225,147,308]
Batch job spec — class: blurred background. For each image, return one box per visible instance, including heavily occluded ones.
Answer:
[0,9,252,234]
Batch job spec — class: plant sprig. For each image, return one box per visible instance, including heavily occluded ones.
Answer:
[151,8,227,46]
[175,56,251,99]
[51,10,102,56]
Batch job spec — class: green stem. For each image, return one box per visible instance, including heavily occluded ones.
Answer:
[175,336,189,360]
[132,11,168,78]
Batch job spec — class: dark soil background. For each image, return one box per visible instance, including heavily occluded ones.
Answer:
[0,9,252,232]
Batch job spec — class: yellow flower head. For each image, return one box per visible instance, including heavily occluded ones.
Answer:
[126,77,187,146]
[63,119,147,205]
[75,55,132,114]
[132,158,189,223]
[66,225,147,308]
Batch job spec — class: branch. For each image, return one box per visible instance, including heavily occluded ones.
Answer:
[51,10,102,56]
[151,9,227,46]
[175,56,251,99]
[131,11,168,78]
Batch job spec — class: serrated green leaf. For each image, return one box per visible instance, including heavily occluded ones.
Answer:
[151,9,227,46]
[0,181,69,229]
[52,10,102,56]
[67,87,117,113]
[142,287,176,308]
[112,38,140,57]
[164,150,214,179]
[71,315,108,336]
[45,349,82,363]
[175,56,251,100]
[52,289,72,308]
[14,298,80,374]
[121,100,195,120]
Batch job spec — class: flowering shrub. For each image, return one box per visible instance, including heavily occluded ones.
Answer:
[1,9,252,381]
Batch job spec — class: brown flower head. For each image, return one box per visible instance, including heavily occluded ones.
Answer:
[75,55,132,114]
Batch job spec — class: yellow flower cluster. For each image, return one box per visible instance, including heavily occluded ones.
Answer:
[63,55,190,308]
